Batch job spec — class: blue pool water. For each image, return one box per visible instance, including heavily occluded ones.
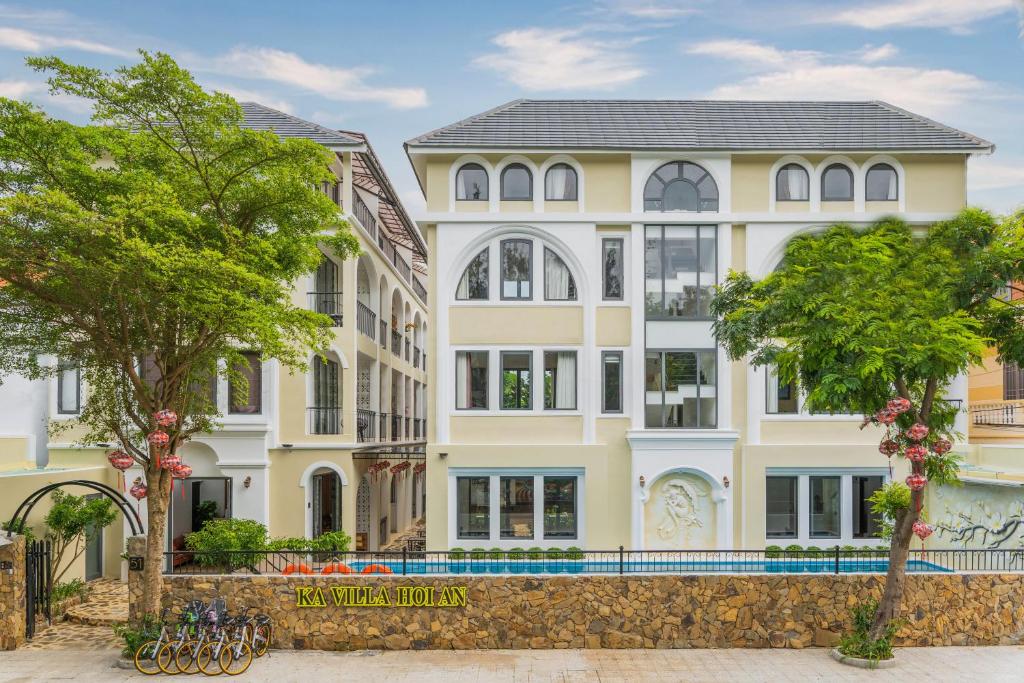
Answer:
[342,559,949,575]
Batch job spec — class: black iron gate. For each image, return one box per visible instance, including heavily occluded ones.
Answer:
[25,540,51,639]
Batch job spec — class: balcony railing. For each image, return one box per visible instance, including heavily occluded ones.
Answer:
[414,347,421,368]
[380,321,388,348]
[308,407,342,435]
[391,414,402,442]
[972,400,1024,427]
[405,338,411,362]
[413,276,427,302]
[319,181,342,210]
[308,291,343,326]
[356,301,376,339]
[393,251,412,281]
[379,412,389,442]
[353,193,377,241]
[405,417,411,439]
[413,418,424,440]
[356,409,376,442]
[391,330,401,356]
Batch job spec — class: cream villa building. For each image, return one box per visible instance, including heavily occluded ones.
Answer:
[0,105,429,581]
[406,99,990,552]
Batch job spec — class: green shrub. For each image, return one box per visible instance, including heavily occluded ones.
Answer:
[564,546,584,560]
[469,547,487,560]
[841,545,856,552]
[784,544,803,554]
[1,519,36,543]
[838,599,905,663]
[507,547,526,560]
[488,547,504,560]
[546,549,564,561]
[184,518,268,570]
[526,546,544,560]
[804,545,823,557]
[765,545,782,558]
[113,614,163,659]
[448,547,465,560]
[51,578,88,603]
[266,536,308,551]
[307,531,352,552]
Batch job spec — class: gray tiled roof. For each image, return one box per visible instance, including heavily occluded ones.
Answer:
[406,100,992,152]
[240,102,361,148]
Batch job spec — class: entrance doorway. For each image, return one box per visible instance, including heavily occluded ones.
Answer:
[311,469,342,537]
[168,477,232,553]
[84,493,103,580]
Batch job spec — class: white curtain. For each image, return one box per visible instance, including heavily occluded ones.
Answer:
[555,352,576,409]
[788,168,807,200]
[456,352,469,409]
[456,272,470,299]
[766,366,779,414]
[544,249,571,300]
[887,171,898,200]
[545,166,575,199]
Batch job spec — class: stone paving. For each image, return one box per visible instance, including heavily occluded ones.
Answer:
[19,578,126,651]
[63,578,127,626]
[1,646,1024,681]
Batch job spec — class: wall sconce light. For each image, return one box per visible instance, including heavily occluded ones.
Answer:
[639,475,646,488]
[97,442,112,448]
[439,452,448,459]
[243,476,251,489]
[723,475,730,489]
[281,443,293,449]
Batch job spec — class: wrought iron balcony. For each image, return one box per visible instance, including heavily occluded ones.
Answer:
[356,409,377,442]
[356,301,376,339]
[308,407,343,435]
[391,330,401,356]
[308,291,343,326]
[380,321,388,348]
[353,193,377,241]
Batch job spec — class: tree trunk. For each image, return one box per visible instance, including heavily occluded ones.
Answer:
[138,463,170,620]
[869,488,921,640]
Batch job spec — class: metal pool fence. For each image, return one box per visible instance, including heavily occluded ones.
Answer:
[162,547,1024,576]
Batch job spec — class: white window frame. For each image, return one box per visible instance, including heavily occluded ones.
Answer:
[450,347,583,417]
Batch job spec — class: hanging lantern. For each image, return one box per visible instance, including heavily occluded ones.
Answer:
[160,452,181,470]
[887,397,912,414]
[108,450,133,471]
[413,462,426,475]
[171,462,192,479]
[905,444,928,463]
[875,409,896,425]
[906,473,928,491]
[129,477,148,505]
[879,439,899,456]
[931,438,952,455]
[907,423,929,441]
[147,430,169,448]
[912,520,934,540]
[154,409,178,427]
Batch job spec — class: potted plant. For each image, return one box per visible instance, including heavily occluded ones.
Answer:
[487,547,506,573]
[507,547,526,573]
[546,548,566,573]
[469,547,488,574]
[526,546,545,573]
[564,546,584,573]
[448,547,466,574]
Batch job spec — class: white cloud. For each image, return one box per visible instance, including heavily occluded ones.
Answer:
[819,0,1016,31]
[400,189,426,222]
[594,1,699,19]
[0,26,130,57]
[0,79,37,99]
[207,46,427,110]
[858,43,899,63]
[474,28,646,91]
[205,82,294,114]
[967,157,1024,191]
[686,39,990,116]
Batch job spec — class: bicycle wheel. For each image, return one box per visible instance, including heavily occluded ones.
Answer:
[156,640,181,674]
[253,624,272,657]
[175,639,201,675]
[133,640,163,676]
[219,640,253,676]
[196,641,222,676]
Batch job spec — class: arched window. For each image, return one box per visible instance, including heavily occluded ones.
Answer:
[544,163,578,200]
[865,163,898,201]
[456,248,488,300]
[455,163,488,201]
[775,163,809,201]
[821,164,854,201]
[500,163,532,201]
[644,161,718,212]
[544,248,577,301]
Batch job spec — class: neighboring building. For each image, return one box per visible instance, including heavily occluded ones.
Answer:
[0,104,429,583]
[406,99,988,551]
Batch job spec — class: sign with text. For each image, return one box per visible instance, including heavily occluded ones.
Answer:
[295,585,466,608]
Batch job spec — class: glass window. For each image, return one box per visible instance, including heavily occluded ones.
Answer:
[501,239,532,300]
[601,351,623,413]
[810,476,841,538]
[500,164,532,201]
[501,351,532,410]
[865,163,898,201]
[602,238,623,300]
[311,357,340,434]
[456,248,488,300]
[544,476,577,539]
[853,475,884,538]
[229,352,261,414]
[455,351,488,410]
[544,163,577,200]
[766,476,798,538]
[500,476,534,539]
[645,350,716,428]
[776,163,809,201]
[57,363,80,414]
[455,163,488,201]
[1005,363,1024,401]
[643,161,719,212]
[544,351,577,410]
[821,164,854,201]
[766,366,798,414]
[644,225,716,319]
[543,248,576,301]
[456,477,489,539]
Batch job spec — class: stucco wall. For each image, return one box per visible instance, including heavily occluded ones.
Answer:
[449,307,583,345]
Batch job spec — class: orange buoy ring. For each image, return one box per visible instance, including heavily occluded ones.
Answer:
[360,563,393,575]
[321,562,355,575]
[283,563,313,575]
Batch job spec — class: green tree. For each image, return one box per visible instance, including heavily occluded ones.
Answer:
[711,209,1024,640]
[44,490,117,587]
[0,52,358,619]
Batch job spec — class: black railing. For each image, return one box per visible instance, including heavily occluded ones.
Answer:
[391,330,401,356]
[405,338,411,362]
[308,407,343,435]
[319,180,342,209]
[380,321,388,347]
[414,347,421,368]
[391,414,402,441]
[393,250,412,281]
[308,291,343,326]
[414,418,424,440]
[413,276,427,302]
[973,401,1024,427]
[353,192,377,241]
[356,301,376,339]
[356,409,376,442]
[405,416,411,439]
[379,412,389,442]
[161,547,1024,577]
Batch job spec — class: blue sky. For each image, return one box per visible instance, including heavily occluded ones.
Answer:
[2,0,1023,216]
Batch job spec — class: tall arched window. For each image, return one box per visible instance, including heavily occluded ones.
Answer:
[456,248,488,300]
[544,248,577,301]
[775,163,809,201]
[865,163,898,201]
[500,163,532,201]
[455,163,488,201]
[643,161,718,212]
[821,164,854,201]
[544,163,578,200]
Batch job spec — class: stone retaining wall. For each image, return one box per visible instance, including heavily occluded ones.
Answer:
[145,571,1024,651]
[0,535,26,650]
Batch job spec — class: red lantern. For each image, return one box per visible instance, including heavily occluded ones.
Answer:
[875,409,896,425]
[108,450,133,471]
[413,462,426,475]
[907,423,929,441]
[905,444,928,463]
[147,430,169,448]
[171,462,192,479]
[887,397,912,414]
[912,520,934,540]
[129,477,147,512]
[931,438,952,455]
[160,452,181,470]
[879,439,899,456]
[154,409,178,427]
[906,473,927,491]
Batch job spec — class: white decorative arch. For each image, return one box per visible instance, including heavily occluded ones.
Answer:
[815,155,862,211]
[538,155,585,211]
[355,254,379,309]
[859,155,906,212]
[299,460,349,538]
[768,155,815,212]
[449,154,496,212]
[639,466,729,550]
[494,155,542,212]
[752,224,833,278]
[637,157,724,213]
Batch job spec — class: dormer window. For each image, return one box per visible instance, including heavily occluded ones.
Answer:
[865,163,898,201]
[500,164,532,201]
[456,163,488,201]
[821,164,854,201]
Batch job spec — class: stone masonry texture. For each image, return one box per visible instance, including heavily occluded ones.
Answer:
[133,571,1024,651]
[0,535,26,650]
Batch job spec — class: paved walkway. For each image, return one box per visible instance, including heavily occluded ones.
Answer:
[21,578,126,651]
[64,578,127,626]
[1,646,1022,681]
